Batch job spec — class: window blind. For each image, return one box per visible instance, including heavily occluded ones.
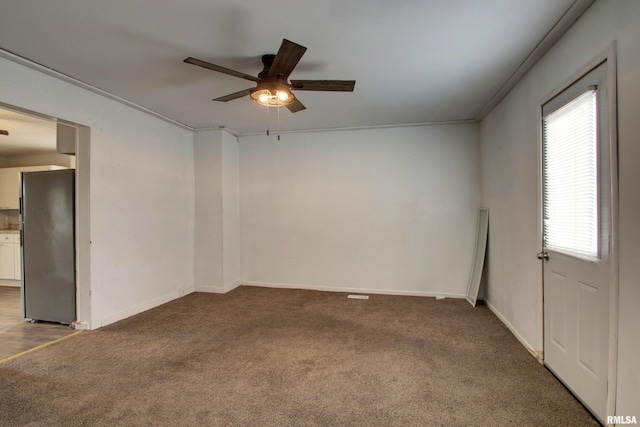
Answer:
[542,89,598,259]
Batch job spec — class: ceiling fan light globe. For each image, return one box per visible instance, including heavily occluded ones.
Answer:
[250,86,294,107]
[258,92,270,103]
[277,91,289,102]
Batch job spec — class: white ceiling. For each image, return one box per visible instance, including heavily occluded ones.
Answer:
[0,0,579,134]
[0,108,57,155]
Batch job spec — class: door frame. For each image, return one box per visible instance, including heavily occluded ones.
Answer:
[538,42,619,418]
[0,101,92,330]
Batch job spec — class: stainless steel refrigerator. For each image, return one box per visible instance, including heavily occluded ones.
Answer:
[20,169,76,324]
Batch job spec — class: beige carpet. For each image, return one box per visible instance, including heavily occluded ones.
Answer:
[0,286,597,426]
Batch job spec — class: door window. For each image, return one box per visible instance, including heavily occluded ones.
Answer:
[542,89,599,260]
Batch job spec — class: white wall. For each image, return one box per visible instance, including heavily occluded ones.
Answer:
[194,130,223,292]
[193,129,240,293]
[480,0,640,417]
[240,124,480,296]
[0,55,195,328]
[222,131,241,289]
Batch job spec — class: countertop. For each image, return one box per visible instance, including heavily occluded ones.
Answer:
[0,229,19,234]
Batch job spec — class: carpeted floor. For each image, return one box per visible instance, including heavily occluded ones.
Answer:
[0,286,597,426]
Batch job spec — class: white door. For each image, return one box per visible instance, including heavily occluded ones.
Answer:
[541,62,611,423]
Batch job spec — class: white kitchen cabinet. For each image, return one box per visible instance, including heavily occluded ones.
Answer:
[0,240,14,280]
[0,165,67,210]
[0,233,20,280]
[0,169,20,209]
[14,239,21,280]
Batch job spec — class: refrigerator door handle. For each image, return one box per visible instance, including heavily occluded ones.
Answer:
[19,196,24,246]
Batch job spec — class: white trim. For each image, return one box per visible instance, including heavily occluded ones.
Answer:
[537,101,545,354]
[475,0,595,121]
[487,301,544,363]
[0,102,58,124]
[194,126,240,137]
[605,41,619,421]
[242,281,466,299]
[100,289,181,327]
[219,131,226,297]
[225,280,241,293]
[180,287,196,297]
[539,44,611,105]
[195,285,226,294]
[237,120,478,137]
[0,48,193,131]
[75,123,92,330]
[195,280,241,294]
[71,321,90,330]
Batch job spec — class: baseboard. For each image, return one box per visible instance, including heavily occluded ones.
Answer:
[195,280,241,294]
[100,289,181,327]
[224,280,241,293]
[486,300,544,363]
[242,281,466,299]
[195,285,225,294]
[0,280,20,288]
[180,287,196,297]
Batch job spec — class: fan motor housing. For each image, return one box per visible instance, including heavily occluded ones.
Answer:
[258,54,277,78]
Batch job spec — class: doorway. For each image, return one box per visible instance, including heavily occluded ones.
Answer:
[539,49,618,424]
[0,103,91,359]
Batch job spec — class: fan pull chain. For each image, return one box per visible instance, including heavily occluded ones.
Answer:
[266,104,270,136]
[264,105,282,140]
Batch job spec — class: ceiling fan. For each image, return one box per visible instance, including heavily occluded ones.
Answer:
[184,39,355,113]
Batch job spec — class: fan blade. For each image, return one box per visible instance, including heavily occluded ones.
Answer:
[269,39,307,78]
[0,130,8,136]
[184,57,260,82]
[290,80,355,91]
[213,89,252,102]
[286,97,306,113]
